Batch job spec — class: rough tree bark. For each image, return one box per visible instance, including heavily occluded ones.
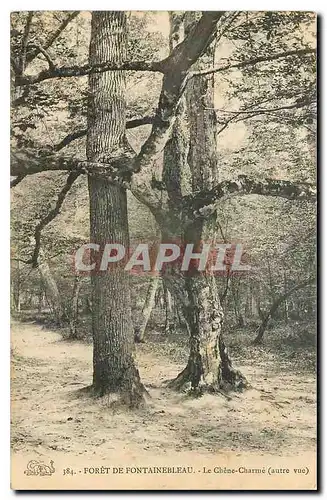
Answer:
[162,12,247,393]
[231,278,245,327]
[87,12,145,405]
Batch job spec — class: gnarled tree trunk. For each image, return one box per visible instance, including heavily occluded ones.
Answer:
[163,262,247,393]
[87,11,145,406]
[163,12,247,393]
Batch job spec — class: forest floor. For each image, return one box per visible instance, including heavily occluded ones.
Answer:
[11,319,316,480]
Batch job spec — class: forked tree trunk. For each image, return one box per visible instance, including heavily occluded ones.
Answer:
[87,12,145,406]
[134,277,159,343]
[163,12,247,394]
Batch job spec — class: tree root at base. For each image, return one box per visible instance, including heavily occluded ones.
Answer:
[168,336,248,395]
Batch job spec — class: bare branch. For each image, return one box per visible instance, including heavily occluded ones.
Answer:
[25,11,79,66]
[216,99,315,135]
[18,12,33,74]
[11,150,85,176]
[29,172,80,267]
[190,48,316,78]
[15,12,226,87]
[189,175,316,217]
[53,115,155,152]
[11,257,32,265]
[53,129,87,152]
[33,43,56,70]
[127,115,155,129]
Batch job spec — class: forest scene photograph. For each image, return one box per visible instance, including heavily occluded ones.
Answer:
[10,10,317,490]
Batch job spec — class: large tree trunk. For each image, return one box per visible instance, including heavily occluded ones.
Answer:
[164,12,247,393]
[162,263,247,393]
[160,12,188,337]
[87,12,145,406]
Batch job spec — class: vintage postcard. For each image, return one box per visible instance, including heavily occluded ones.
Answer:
[10,10,317,490]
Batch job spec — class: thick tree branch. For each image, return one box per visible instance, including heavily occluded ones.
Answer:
[11,150,85,176]
[29,172,80,267]
[131,11,225,213]
[16,59,163,86]
[21,28,301,106]
[190,48,316,78]
[53,115,155,151]
[15,12,225,87]
[11,149,135,181]
[127,115,155,130]
[53,129,87,151]
[159,11,225,73]
[189,175,316,217]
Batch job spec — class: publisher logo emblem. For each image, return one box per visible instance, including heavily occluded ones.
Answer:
[24,460,55,476]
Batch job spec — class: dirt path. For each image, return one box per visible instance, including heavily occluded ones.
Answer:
[11,321,316,464]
